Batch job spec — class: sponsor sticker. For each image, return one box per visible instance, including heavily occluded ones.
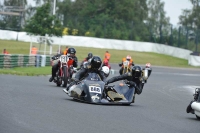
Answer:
[91,94,100,101]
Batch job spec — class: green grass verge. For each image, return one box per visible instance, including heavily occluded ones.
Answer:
[0,39,199,76]
[0,66,51,76]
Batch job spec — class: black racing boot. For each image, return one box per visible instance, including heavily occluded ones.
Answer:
[49,76,54,82]
[186,101,194,114]
[132,93,136,103]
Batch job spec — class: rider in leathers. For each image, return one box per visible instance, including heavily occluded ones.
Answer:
[49,47,78,82]
[63,56,106,93]
[105,65,152,102]
[79,52,93,68]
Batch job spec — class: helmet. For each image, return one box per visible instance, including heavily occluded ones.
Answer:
[87,53,93,59]
[91,56,102,69]
[102,66,110,77]
[67,47,76,54]
[126,55,131,61]
[145,63,151,68]
[132,65,142,78]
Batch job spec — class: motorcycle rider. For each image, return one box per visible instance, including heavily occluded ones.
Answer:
[105,65,152,103]
[80,52,93,68]
[119,55,134,75]
[101,66,110,77]
[49,47,78,82]
[63,56,107,94]
[186,88,200,114]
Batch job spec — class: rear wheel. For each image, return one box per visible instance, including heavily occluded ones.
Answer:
[62,66,68,87]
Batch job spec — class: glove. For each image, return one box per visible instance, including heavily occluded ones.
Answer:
[124,79,130,84]
[51,56,56,60]
[73,67,77,71]
[119,63,122,67]
[129,81,137,87]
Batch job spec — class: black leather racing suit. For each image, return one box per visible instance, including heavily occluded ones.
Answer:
[106,72,144,94]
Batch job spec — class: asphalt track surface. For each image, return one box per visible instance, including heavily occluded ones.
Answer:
[0,64,200,133]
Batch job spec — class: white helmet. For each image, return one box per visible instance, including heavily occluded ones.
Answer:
[102,66,110,77]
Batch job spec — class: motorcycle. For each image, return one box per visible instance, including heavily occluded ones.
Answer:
[119,60,133,74]
[186,88,200,119]
[54,55,75,87]
[67,72,135,105]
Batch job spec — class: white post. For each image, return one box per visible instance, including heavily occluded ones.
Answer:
[44,35,47,55]
[30,36,32,55]
[59,44,61,54]
[50,45,52,55]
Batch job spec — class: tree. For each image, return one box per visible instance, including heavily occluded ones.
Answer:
[24,2,63,37]
[57,0,149,41]
[147,0,170,43]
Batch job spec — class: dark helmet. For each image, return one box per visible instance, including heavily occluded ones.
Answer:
[91,56,102,69]
[132,65,142,78]
[88,53,93,59]
[67,47,76,54]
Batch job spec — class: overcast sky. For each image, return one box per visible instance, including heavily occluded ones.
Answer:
[163,0,192,25]
[0,0,193,25]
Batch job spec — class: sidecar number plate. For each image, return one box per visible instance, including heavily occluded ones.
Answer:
[89,86,102,94]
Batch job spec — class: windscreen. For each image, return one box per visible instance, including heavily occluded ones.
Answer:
[85,72,101,81]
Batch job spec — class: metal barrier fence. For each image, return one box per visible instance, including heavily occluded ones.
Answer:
[0,54,51,68]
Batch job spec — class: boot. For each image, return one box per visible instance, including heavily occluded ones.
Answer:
[132,93,136,103]
[49,76,54,82]
[186,101,194,113]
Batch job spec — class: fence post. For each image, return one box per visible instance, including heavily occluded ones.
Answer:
[36,54,40,67]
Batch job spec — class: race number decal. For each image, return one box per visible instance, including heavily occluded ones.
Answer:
[89,86,102,94]
[123,61,129,66]
[60,55,67,63]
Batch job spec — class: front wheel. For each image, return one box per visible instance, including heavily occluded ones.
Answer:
[56,71,62,87]
[62,66,68,87]
[123,67,127,74]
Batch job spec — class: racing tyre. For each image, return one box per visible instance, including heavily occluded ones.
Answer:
[62,66,68,87]
[56,71,62,87]
[56,77,62,87]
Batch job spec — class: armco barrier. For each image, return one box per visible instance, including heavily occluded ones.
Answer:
[0,54,51,68]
